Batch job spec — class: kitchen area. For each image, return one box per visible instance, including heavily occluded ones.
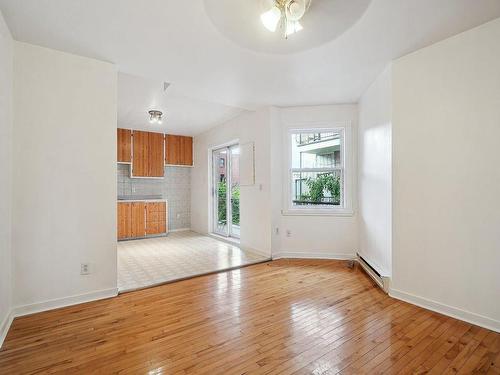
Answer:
[116,126,266,292]
[117,129,192,241]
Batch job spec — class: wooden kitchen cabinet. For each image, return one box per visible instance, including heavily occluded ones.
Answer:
[120,129,192,171]
[132,130,149,177]
[165,134,180,165]
[117,128,132,163]
[117,202,132,240]
[165,135,193,166]
[146,202,167,235]
[118,201,167,240]
[148,132,165,177]
[180,136,193,166]
[132,130,164,177]
[131,202,146,237]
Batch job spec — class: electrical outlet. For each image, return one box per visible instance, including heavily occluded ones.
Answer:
[80,263,91,275]
[286,230,292,237]
[176,213,181,219]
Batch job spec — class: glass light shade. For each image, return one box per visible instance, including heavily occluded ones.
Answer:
[287,1,306,21]
[260,6,282,32]
[149,110,163,124]
[285,20,303,36]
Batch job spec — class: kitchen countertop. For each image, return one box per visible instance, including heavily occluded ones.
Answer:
[117,195,166,202]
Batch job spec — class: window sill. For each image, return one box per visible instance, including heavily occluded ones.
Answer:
[281,209,354,217]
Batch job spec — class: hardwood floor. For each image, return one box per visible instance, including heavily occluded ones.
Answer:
[0,260,498,374]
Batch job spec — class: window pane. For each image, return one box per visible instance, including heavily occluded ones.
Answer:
[214,149,228,235]
[291,131,341,169]
[291,170,343,207]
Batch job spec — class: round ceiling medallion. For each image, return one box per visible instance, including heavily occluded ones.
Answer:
[204,0,372,54]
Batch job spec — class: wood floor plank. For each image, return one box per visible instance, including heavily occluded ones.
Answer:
[204,300,405,375]
[290,305,422,374]
[456,332,500,374]
[440,326,490,374]
[337,309,438,375]
[397,318,472,374]
[0,259,498,375]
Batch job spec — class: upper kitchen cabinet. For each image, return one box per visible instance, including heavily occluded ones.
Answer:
[117,128,132,163]
[132,130,165,177]
[132,130,148,177]
[180,136,193,166]
[165,135,193,166]
[148,132,165,176]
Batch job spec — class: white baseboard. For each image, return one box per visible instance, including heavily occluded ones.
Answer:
[207,233,271,259]
[389,288,500,333]
[0,287,118,349]
[169,228,191,233]
[208,233,240,245]
[12,288,118,318]
[272,251,356,261]
[240,245,271,259]
[0,310,14,348]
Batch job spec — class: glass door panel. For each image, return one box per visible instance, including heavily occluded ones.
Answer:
[213,148,228,236]
[229,145,240,239]
[212,144,240,239]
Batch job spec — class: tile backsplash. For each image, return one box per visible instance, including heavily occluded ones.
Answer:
[117,164,191,230]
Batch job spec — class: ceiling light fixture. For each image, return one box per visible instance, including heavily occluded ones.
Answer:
[148,110,163,124]
[260,0,311,38]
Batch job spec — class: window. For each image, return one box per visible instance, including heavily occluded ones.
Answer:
[286,128,348,214]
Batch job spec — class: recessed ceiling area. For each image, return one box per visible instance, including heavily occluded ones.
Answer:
[118,73,246,136]
[204,0,372,54]
[1,0,500,133]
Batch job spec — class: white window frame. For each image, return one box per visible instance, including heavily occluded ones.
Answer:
[283,124,354,216]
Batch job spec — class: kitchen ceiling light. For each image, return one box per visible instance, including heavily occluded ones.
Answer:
[149,110,163,124]
[260,0,311,38]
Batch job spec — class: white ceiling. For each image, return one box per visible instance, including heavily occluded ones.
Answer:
[1,0,500,134]
[118,73,245,135]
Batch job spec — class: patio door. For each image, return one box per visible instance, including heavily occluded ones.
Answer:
[212,144,240,238]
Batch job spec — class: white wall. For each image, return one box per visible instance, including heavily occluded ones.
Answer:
[358,66,392,276]
[391,18,500,331]
[271,105,359,259]
[191,108,272,257]
[192,104,359,260]
[12,42,118,313]
[0,10,13,345]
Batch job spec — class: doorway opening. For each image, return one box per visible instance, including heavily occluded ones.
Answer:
[212,144,240,239]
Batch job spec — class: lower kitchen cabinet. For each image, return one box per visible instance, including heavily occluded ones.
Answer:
[117,201,168,240]
[117,202,132,240]
[131,202,146,238]
[146,202,167,235]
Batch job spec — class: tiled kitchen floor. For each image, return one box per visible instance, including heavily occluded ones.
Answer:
[117,231,269,292]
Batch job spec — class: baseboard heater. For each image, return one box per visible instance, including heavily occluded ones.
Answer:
[356,253,390,293]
